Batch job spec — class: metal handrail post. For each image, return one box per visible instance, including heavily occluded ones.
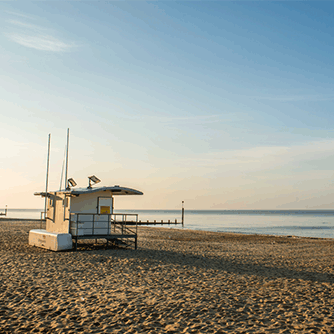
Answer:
[76,214,79,243]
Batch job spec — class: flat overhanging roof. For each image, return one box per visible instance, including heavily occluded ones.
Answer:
[71,186,143,196]
[35,186,143,197]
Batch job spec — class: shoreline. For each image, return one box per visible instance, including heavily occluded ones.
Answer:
[182,226,334,240]
[1,221,334,333]
[1,217,334,240]
[0,217,45,222]
[3,208,334,240]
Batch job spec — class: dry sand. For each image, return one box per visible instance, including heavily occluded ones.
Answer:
[1,220,334,333]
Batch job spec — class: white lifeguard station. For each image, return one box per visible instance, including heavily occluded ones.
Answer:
[29,180,143,251]
[29,130,183,252]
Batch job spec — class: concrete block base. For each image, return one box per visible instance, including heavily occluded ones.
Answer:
[29,229,73,251]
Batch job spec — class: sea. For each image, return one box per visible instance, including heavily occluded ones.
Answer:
[2,208,334,239]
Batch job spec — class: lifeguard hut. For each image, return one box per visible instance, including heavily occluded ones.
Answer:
[29,176,143,251]
[29,130,183,252]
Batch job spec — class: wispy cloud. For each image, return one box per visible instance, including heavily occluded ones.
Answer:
[119,113,221,121]
[248,95,334,102]
[181,139,334,171]
[154,114,222,123]
[7,19,46,31]
[118,112,249,125]
[5,11,34,20]
[6,33,76,52]
[5,16,77,52]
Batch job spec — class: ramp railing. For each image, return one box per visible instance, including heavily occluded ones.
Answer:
[69,212,138,237]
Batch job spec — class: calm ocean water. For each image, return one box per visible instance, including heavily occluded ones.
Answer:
[2,208,334,239]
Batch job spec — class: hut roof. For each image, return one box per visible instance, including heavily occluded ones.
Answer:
[35,185,143,197]
[71,186,143,196]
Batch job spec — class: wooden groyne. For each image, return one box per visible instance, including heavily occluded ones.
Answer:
[127,219,183,227]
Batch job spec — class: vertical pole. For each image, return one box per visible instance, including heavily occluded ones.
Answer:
[76,214,79,239]
[5,205,7,216]
[63,129,70,224]
[43,134,51,229]
[68,209,71,233]
[59,148,66,190]
[64,128,70,190]
[182,201,184,228]
[136,218,138,249]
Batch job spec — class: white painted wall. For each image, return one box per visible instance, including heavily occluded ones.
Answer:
[70,190,113,214]
[46,192,70,233]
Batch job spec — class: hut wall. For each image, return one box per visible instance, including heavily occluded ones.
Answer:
[70,191,113,214]
[46,192,70,233]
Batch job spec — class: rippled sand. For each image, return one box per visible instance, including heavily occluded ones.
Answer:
[1,220,334,333]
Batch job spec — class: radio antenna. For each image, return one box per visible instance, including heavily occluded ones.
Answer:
[44,134,51,223]
[59,145,66,190]
[64,128,70,190]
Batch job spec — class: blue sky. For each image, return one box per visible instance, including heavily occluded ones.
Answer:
[1,1,334,210]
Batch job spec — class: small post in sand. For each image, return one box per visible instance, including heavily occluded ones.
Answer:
[0,205,7,216]
[182,201,184,227]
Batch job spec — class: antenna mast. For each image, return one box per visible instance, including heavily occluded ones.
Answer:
[44,134,51,221]
[64,128,70,190]
[59,147,66,190]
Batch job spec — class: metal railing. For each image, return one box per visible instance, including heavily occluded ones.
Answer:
[69,212,138,237]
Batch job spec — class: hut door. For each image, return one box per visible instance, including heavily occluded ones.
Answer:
[98,197,113,214]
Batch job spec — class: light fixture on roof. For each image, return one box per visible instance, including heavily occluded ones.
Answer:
[88,175,101,188]
[67,178,77,189]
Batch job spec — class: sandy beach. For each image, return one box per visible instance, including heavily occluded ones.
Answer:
[1,220,334,333]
